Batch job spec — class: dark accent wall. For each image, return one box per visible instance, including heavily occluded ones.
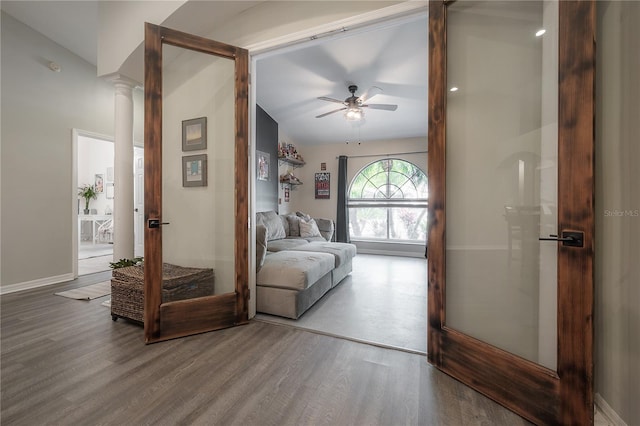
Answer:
[256,104,279,212]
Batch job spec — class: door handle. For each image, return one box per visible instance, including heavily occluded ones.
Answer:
[539,231,584,247]
[148,219,170,228]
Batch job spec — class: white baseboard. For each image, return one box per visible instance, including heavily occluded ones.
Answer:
[0,273,74,295]
[595,393,628,426]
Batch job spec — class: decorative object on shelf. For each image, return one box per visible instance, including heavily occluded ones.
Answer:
[315,172,330,199]
[78,184,98,215]
[182,117,207,151]
[279,172,302,185]
[95,174,104,193]
[257,150,270,181]
[182,154,208,187]
[278,142,304,162]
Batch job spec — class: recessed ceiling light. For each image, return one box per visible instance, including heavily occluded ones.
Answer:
[450,87,459,92]
[535,29,546,37]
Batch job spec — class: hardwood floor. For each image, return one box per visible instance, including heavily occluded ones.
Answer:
[1,272,531,425]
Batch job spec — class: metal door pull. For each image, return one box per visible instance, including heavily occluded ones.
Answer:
[539,231,584,247]
[148,219,170,228]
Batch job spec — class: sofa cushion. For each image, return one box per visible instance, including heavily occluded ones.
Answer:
[315,218,335,241]
[266,238,309,252]
[289,241,357,268]
[280,215,289,236]
[256,211,286,241]
[286,214,301,237]
[256,224,268,272]
[296,211,312,221]
[257,251,334,291]
[299,218,322,238]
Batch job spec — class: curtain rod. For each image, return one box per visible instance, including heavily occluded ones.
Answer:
[336,150,427,159]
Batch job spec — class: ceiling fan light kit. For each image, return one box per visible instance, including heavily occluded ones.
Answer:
[316,84,398,121]
[345,108,363,121]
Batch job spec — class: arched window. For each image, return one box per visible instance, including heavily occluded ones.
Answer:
[348,159,428,242]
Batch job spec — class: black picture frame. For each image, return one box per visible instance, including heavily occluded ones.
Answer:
[315,172,330,199]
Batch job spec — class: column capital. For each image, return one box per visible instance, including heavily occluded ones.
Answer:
[104,73,139,92]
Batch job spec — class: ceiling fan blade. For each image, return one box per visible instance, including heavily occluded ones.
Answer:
[362,103,398,111]
[358,86,383,103]
[316,107,347,118]
[318,96,346,104]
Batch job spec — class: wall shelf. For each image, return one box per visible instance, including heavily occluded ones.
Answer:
[279,177,302,189]
[278,156,305,168]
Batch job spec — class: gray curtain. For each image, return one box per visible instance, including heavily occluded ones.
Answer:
[336,155,350,243]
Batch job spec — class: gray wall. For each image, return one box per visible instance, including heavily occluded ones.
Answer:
[595,2,640,425]
[255,104,278,213]
[0,12,141,289]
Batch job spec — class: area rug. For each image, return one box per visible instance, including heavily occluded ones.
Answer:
[55,281,111,300]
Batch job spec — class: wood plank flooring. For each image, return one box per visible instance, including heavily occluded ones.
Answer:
[1,272,531,425]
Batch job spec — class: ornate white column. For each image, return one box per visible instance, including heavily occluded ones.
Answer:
[110,75,136,261]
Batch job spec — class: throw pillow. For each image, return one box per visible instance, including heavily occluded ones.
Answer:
[257,211,286,241]
[299,218,322,238]
[287,214,301,237]
[296,211,311,221]
[255,224,267,272]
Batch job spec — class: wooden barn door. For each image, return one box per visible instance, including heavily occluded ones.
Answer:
[144,23,249,343]
[427,1,595,424]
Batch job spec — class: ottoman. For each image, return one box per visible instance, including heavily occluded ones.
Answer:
[111,263,215,323]
[256,250,334,319]
[289,241,357,286]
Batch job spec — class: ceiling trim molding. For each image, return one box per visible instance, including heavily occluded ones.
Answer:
[245,1,428,57]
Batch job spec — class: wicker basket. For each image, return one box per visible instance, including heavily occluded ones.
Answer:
[111,263,215,323]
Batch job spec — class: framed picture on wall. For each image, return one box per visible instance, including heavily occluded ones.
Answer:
[95,174,104,193]
[182,117,207,151]
[257,150,270,181]
[106,167,114,182]
[315,172,330,199]
[182,154,208,187]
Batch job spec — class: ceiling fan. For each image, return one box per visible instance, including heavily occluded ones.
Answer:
[315,85,398,121]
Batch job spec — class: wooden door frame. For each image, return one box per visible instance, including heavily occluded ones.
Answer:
[427,1,595,424]
[144,23,249,343]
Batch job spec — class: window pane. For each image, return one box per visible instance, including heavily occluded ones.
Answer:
[348,159,428,243]
[348,207,428,242]
[348,207,387,239]
[390,208,428,241]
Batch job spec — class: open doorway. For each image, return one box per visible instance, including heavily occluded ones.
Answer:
[75,132,114,276]
[72,131,145,276]
[251,10,428,353]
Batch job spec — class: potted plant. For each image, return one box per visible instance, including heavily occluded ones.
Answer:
[78,184,98,214]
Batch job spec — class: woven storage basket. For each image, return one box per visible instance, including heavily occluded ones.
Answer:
[111,263,214,323]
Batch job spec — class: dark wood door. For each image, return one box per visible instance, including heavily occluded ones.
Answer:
[427,1,594,424]
[144,23,249,343]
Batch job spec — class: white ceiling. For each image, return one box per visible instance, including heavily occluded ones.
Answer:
[256,15,428,146]
[1,1,99,65]
[2,2,428,146]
